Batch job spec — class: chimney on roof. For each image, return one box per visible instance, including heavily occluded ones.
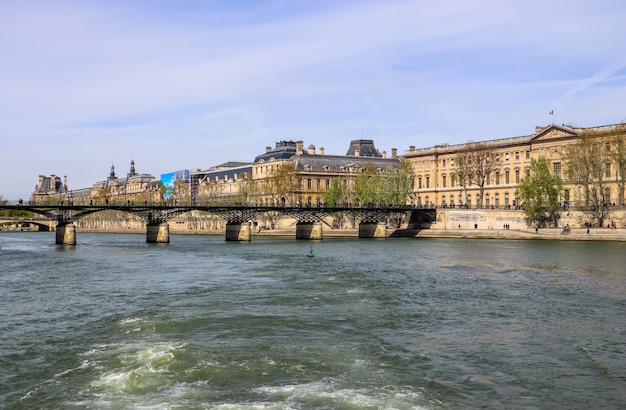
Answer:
[391,148,397,159]
[308,144,315,155]
[266,146,271,153]
[296,141,304,155]
[382,151,387,158]
[409,145,415,151]
[354,149,360,157]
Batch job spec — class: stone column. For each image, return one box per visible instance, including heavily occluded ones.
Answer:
[295,221,323,240]
[225,222,251,241]
[358,222,387,238]
[146,222,170,243]
[55,222,77,245]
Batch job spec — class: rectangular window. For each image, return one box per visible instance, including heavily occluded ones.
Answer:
[525,151,530,159]
[426,176,430,189]
[495,172,500,185]
[451,174,456,187]
[515,152,519,160]
[605,163,611,178]
[418,177,422,189]
[553,162,561,179]
[515,169,520,183]
[442,175,447,188]
[505,170,510,184]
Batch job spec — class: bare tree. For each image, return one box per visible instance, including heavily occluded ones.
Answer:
[563,133,611,227]
[236,172,257,205]
[608,129,626,206]
[454,141,500,208]
[268,162,301,206]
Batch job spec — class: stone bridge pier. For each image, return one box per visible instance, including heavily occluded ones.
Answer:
[55,222,77,245]
[295,221,323,240]
[225,221,251,241]
[358,221,387,238]
[146,222,170,243]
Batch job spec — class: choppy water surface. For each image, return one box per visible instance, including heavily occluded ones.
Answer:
[1,232,624,409]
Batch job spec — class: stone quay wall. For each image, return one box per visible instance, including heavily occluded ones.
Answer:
[65,207,626,241]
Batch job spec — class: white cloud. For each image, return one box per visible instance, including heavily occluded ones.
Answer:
[1,0,626,199]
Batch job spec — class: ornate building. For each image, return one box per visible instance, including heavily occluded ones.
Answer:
[88,160,161,204]
[32,174,69,203]
[404,123,626,209]
[190,162,253,205]
[252,139,400,206]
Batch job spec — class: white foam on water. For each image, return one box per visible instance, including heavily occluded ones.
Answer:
[253,380,430,409]
[118,316,157,334]
[89,341,187,393]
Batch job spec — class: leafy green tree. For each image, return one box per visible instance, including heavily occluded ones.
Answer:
[324,179,345,206]
[518,157,563,227]
[382,159,414,205]
[354,170,383,206]
[169,179,190,204]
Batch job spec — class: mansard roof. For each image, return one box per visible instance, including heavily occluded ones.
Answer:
[195,163,253,183]
[254,139,390,165]
[254,143,300,163]
[293,154,398,172]
[34,175,67,194]
[345,139,382,157]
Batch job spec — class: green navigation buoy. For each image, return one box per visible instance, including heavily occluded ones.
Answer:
[307,245,315,257]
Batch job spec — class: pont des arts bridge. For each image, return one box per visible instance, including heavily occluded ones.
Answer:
[0,204,436,245]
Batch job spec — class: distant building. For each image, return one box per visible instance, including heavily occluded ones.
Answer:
[159,169,189,201]
[32,174,68,203]
[252,139,399,206]
[190,162,253,205]
[403,123,626,208]
[89,160,160,204]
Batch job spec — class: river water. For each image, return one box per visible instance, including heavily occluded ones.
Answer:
[0,232,624,409]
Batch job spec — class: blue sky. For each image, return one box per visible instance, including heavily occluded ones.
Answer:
[2,0,626,200]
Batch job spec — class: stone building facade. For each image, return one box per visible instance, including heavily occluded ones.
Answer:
[89,160,161,204]
[32,174,69,203]
[190,162,253,205]
[403,123,626,209]
[252,139,400,206]
[32,160,162,205]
